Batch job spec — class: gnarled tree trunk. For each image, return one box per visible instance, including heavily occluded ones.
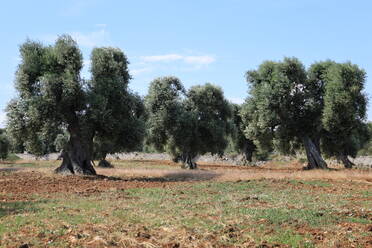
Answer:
[302,136,328,169]
[242,142,254,165]
[337,154,354,169]
[98,154,113,168]
[183,154,197,169]
[174,153,197,169]
[55,125,96,175]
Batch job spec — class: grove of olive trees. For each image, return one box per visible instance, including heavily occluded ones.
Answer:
[5,36,370,172]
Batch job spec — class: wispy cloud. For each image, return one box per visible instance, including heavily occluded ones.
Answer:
[141,54,215,66]
[60,0,94,17]
[96,24,107,28]
[70,29,110,48]
[41,27,111,49]
[183,55,215,65]
[131,67,154,76]
[228,97,245,104]
[132,53,216,75]
[141,54,183,63]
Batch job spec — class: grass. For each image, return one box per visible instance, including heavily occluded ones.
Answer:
[0,159,371,247]
[1,178,371,247]
[6,153,20,162]
[110,160,176,170]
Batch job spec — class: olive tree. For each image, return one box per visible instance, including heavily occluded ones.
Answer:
[6,35,144,175]
[6,99,27,153]
[0,129,10,160]
[321,62,368,168]
[241,58,328,169]
[357,122,372,156]
[230,103,256,164]
[89,48,145,168]
[145,77,232,169]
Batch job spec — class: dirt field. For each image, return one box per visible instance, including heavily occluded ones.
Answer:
[0,159,371,247]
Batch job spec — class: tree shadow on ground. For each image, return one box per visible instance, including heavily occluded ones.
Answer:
[0,167,24,172]
[0,200,48,218]
[83,170,220,183]
[129,170,220,182]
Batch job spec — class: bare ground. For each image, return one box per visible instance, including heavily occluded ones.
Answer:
[1,159,371,201]
[0,159,371,247]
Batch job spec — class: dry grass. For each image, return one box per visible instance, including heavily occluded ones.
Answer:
[0,158,371,247]
[96,159,372,184]
[6,158,372,185]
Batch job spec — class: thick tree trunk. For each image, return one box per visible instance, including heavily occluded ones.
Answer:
[98,154,113,168]
[313,136,321,155]
[242,142,253,165]
[172,153,197,169]
[55,126,96,175]
[302,136,328,169]
[183,154,197,169]
[176,153,197,169]
[337,154,354,169]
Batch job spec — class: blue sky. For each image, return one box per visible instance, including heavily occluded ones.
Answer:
[1,0,371,126]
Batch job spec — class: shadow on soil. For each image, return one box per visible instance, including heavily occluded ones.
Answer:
[0,168,24,172]
[0,200,48,218]
[85,170,220,183]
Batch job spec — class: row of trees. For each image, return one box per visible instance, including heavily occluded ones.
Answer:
[3,35,370,174]
[241,58,369,169]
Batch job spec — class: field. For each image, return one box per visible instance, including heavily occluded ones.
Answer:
[0,159,371,247]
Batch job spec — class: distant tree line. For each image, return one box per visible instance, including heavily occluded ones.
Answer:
[2,35,370,173]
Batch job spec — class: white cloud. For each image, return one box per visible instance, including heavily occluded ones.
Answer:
[140,54,215,66]
[60,0,89,17]
[184,55,215,65]
[228,97,245,104]
[41,28,110,49]
[141,54,183,63]
[131,67,153,76]
[96,24,107,28]
[70,29,110,48]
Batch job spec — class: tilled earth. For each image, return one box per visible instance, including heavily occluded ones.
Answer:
[0,160,371,247]
[0,170,185,201]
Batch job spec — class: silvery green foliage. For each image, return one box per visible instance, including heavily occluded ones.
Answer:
[357,122,372,156]
[320,62,368,159]
[145,77,232,166]
[0,129,9,160]
[89,48,145,159]
[241,58,310,152]
[241,58,327,168]
[54,132,69,152]
[6,35,144,173]
[229,103,257,162]
[241,58,369,168]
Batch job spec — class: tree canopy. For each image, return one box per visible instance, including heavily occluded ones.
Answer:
[229,103,256,163]
[6,35,144,174]
[241,58,369,169]
[241,58,328,169]
[0,129,9,160]
[5,36,370,171]
[145,77,232,169]
[320,62,368,167]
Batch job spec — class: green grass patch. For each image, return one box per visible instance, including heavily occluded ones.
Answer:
[6,153,21,162]
[0,179,370,247]
[289,179,332,187]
